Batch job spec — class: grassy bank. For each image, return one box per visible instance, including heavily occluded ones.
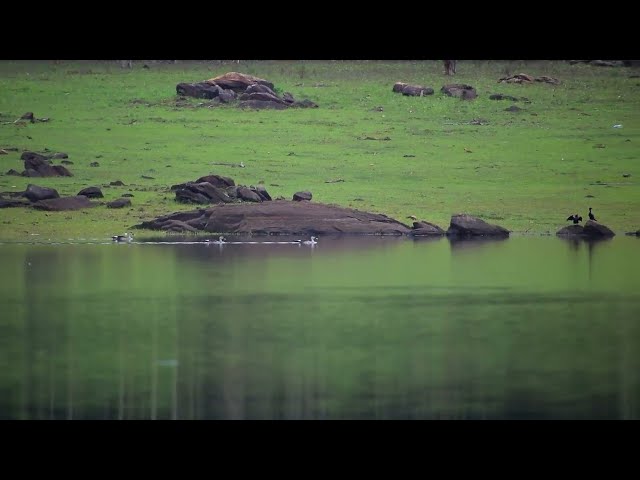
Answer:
[0,60,638,241]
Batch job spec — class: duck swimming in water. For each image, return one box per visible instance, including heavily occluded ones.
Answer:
[588,207,596,221]
[112,232,133,242]
[303,236,318,245]
[566,214,583,225]
[208,236,226,244]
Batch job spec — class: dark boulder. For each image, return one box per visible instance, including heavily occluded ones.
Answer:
[441,84,477,100]
[293,191,312,201]
[195,174,235,188]
[237,186,262,202]
[557,220,615,238]
[32,196,93,211]
[6,169,21,176]
[23,184,60,202]
[21,151,72,177]
[401,85,434,96]
[392,82,408,93]
[176,82,222,99]
[254,185,272,201]
[408,221,446,236]
[446,214,510,237]
[77,186,104,198]
[583,220,615,237]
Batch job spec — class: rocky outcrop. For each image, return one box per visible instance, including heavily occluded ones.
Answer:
[135,200,412,236]
[446,214,510,237]
[21,151,72,177]
[177,71,318,109]
[557,220,615,238]
[171,175,270,205]
[625,230,640,236]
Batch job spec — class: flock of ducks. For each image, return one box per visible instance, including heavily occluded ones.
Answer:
[203,236,318,245]
[112,233,318,245]
[567,207,597,225]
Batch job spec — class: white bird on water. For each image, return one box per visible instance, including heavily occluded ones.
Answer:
[112,232,133,242]
[303,236,318,245]
[208,236,226,244]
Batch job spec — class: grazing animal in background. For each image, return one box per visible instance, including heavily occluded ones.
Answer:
[588,207,596,221]
[443,60,457,75]
[113,232,133,242]
[567,214,583,225]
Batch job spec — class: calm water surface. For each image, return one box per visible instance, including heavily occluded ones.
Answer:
[1,235,639,420]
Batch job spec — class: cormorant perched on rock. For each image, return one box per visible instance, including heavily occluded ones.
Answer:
[588,207,596,221]
[567,214,583,225]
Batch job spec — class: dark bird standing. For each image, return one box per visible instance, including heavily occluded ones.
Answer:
[567,214,583,225]
[588,207,596,221]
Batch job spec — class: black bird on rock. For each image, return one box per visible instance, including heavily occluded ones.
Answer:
[588,207,596,221]
[567,214,583,225]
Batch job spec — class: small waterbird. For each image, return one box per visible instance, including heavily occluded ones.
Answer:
[588,207,596,221]
[112,232,133,242]
[206,236,226,245]
[566,214,583,225]
[303,236,318,245]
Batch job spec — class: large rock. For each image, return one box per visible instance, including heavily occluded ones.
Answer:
[77,186,104,198]
[206,72,275,92]
[32,196,93,211]
[194,174,235,188]
[556,224,584,236]
[408,221,446,236]
[236,186,262,202]
[176,82,222,99]
[446,214,510,237]
[441,84,477,100]
[21,151,73,177]
[172,182,232,205]
[392,83,434,96]
[557,221,615,238]
[293,191,312,201]
[23,184,60,202]
[583,220,615,237]
[135,200,412,236]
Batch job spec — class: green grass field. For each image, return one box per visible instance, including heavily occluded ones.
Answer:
[0,60,638,241]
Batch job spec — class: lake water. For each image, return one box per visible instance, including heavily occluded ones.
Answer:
[1,235,639,420]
